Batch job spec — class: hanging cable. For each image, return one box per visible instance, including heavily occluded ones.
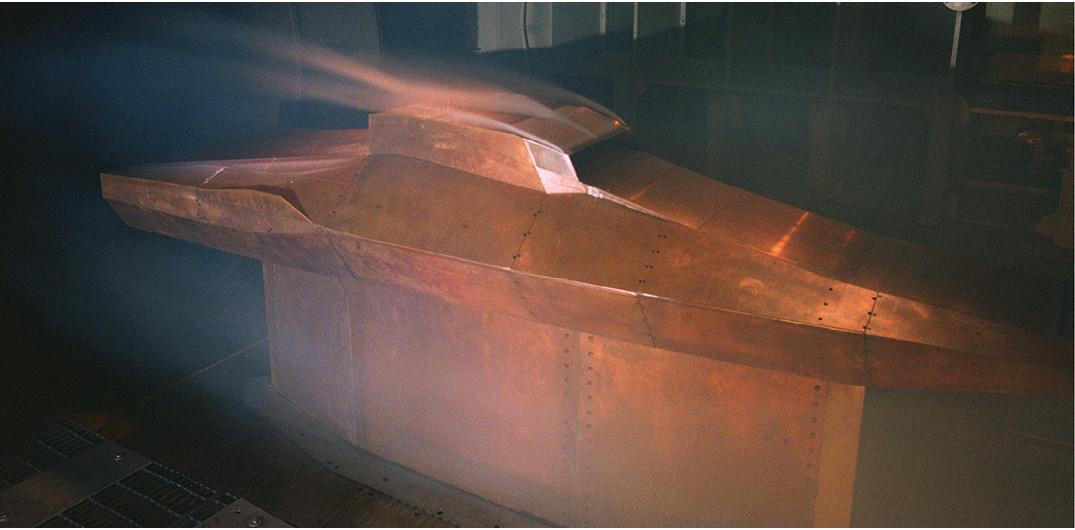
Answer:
[522,2,534,75]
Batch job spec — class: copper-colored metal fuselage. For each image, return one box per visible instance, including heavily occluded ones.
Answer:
[101,103,1071,526]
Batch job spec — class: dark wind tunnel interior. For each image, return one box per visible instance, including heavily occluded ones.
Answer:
[0,3,1071,527]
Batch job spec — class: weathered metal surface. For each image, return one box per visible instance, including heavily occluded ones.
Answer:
[102,107,1071,396]
[371,105,600,195]
[370,106,549,192]
[100,99,1072,527]
[581,149,1063,339]
[507,269,655,347]
[326,231,655,351]
[105,155,362,225]
[582,148,879,281]
[575,333,828,527]
[102,163,356,276]
[324,154,544,268]
[343,275,838,527]
[863,328,1072,396]
[107,201,348,276]
[842,233,912,293]
[264,263,358,444]
[173,129,370,161]
[515,192,877,333]
[701,192,878,283]
[512,105,625,154]
[325,227,884,387]
[638,294,868,386]
[511,192,674,295]
[243,376,549,528]
[348,278,577,524]
[577,149,745,229]
[867,292,1068,364]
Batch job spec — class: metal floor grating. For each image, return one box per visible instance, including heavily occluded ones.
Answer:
[38,463,237,528]
[0,409,105,491]
[0,408,277,528]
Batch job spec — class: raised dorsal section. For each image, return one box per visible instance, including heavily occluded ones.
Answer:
[369,104,625,194]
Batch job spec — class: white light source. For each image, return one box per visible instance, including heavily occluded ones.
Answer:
[944,2,978,12]
[945,2,978,68]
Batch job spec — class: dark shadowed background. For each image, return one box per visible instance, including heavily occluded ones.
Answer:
[0,3,1070,526]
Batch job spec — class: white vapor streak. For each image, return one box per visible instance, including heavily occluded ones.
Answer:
[157,11,610,140]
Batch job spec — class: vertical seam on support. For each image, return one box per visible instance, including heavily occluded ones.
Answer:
[511,195,546,269]
[579,334,597,525]
[862,292,879,382]
[860,242,906,384]
[324,232,370,443]
[634,294,658,348]
[563,331,584,525]
[325,232,363,285]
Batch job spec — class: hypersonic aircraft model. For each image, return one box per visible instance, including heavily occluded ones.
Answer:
[102,100,1072,527]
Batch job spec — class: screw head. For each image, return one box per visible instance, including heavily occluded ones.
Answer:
[112,452,126,461]
[246,515,265,528]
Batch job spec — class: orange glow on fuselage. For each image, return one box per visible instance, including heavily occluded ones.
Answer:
[842,229,856,248]
[769,212,811,257]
